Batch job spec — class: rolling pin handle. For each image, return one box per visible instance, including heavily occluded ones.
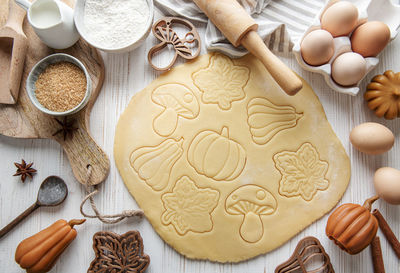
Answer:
[241,30,303,96]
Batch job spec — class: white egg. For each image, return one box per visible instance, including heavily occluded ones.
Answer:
[331,52,366,86]
[349,122,394,155]
[301,30,334,66]
[374,167,400,204]
[321,1,359,37]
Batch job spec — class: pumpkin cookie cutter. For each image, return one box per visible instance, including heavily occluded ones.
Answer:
[148,17,201,71]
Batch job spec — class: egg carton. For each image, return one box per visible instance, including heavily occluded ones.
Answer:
[292,0,400,96]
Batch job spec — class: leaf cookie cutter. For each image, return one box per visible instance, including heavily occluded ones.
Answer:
[148,17,201,71]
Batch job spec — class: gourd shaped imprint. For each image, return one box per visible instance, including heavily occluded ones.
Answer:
[130,138,183,191]
[188,127,246,181]
[247,98,303,145]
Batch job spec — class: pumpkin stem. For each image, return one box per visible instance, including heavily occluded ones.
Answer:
[363,195,379,211]
[221,127,229,138]
[68,219,86,228]
[393,89,400,97]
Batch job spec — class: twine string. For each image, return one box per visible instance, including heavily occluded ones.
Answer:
[80,165,144,224]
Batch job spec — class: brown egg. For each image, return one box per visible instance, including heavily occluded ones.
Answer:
[321,1,358,37]
[374,167,400,204]
[351,21,391,57]
[331,52,366,86]
[349,122,394,155]
[301,30,334,66]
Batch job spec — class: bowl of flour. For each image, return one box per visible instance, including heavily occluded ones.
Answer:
[74,0,153,53]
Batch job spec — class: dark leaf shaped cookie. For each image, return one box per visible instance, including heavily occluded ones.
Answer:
[88,231,150,273]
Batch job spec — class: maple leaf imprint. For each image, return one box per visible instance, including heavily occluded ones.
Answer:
[161,176,219,235]
[192,54,250,110]
[88,231,150,273]
[273,143,329,201]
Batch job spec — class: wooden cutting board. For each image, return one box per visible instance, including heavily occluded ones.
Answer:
[0,0,109,185]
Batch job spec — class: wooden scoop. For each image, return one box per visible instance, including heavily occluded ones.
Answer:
[192,0,303,96]
[0,0,27,104]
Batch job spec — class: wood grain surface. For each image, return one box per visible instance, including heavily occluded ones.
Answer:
[0,0,109,186]
[0,3,400,273]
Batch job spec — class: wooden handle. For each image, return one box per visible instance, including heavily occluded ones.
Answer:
[192,0,257,47]
[0,0,27,105]
[241,31,303,95]
[6,0,26,33]
[0,202,39,239]
[57,126,110,186]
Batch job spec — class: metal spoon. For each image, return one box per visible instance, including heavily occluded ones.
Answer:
[0,176,68,239]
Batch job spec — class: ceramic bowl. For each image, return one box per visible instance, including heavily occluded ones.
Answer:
[73,0,154,53]
[293,0,400,96]
[26,53,92,116]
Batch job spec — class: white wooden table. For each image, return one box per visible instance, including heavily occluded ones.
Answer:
[1,6,400,273]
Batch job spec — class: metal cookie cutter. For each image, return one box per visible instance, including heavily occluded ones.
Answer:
[148,17,201,71]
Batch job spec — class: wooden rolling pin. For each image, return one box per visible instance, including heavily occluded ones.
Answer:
[193,0,303,95]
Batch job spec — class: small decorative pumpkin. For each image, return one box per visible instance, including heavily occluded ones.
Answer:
[247,97,303,145]
[326,196,379,255]
[188,126,246,181]
[15,219,85,273]
[130,138,183,191]
[365,70,400,120]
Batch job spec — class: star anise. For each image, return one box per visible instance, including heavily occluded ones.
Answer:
[13,159,37,183]
[52,117,78,141]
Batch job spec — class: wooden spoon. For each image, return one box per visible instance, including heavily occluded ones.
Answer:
[0,176,68,239]
[0,0,27,104]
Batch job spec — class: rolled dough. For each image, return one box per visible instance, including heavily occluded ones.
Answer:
[114,53,350,262]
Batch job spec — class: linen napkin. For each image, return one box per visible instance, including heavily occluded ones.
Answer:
[154,0,326,56]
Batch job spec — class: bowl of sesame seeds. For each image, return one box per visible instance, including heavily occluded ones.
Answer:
[26,53,91,116]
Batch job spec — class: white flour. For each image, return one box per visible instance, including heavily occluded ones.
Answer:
[84,0,150,49]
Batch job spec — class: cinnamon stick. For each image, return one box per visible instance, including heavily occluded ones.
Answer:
[372,209,400,259]
[370,236,385,273]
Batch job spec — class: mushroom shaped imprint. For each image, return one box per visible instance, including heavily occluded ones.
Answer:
[226,185,277,243]
[152,84,199,136]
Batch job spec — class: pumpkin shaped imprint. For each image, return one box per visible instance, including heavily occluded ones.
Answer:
[187,126,246,181]
[326,196,379,255]
[130,138,183,191]
[247,97,303,145]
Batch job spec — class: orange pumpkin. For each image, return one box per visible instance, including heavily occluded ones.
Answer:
[15,219,85,273]
[326,196,379,255]
[365,70,400,120]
